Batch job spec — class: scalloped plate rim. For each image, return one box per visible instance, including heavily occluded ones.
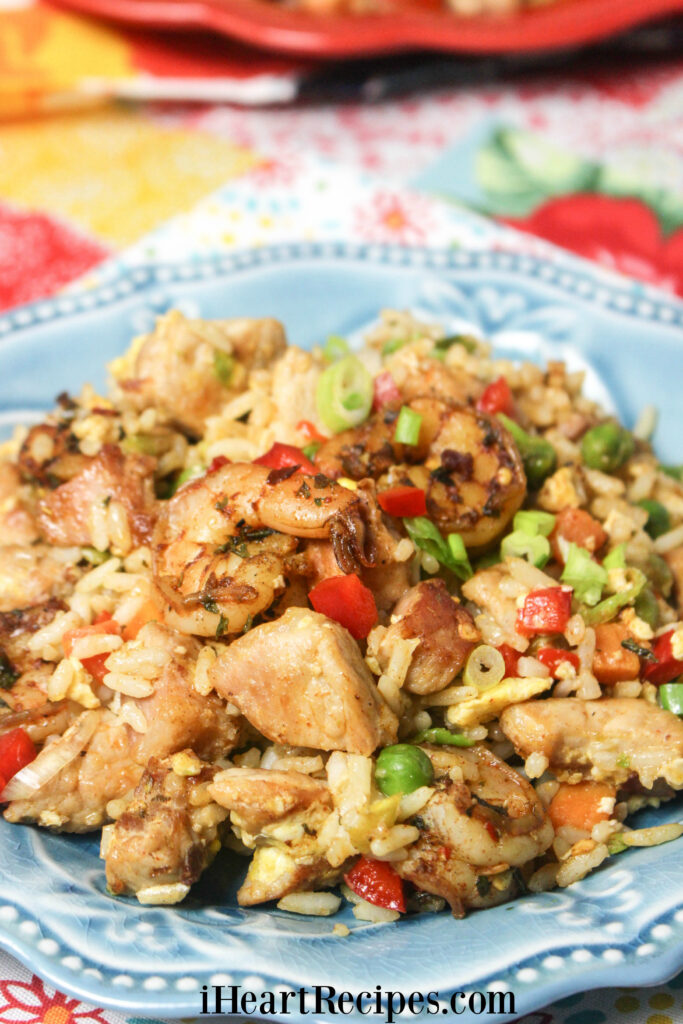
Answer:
[0,240,682,1021]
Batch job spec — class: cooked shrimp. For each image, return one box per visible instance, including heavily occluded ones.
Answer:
[153,462,376,637]
[316,400,525,549]
[500,697,683,791]
[210,607,398,755]
[396,744,554,916]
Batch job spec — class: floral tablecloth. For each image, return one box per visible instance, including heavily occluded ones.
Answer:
[1,10,683,1021]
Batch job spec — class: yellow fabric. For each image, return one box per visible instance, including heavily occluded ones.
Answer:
[0,107,257,244]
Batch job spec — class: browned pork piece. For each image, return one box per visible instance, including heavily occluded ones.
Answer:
[375,580,480,695]
[396,745,554,917]
[105,752,228,900]
[38,444,156,548]
[209,767,340,906]
[119,312,286,435]
[4,623,242,831]
[210,607,398,756]
[500,697,683,790]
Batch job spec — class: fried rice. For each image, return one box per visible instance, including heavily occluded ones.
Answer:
[0,307,681,920]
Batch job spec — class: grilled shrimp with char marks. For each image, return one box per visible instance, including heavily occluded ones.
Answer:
[315,399,525,549]
[396,744,554,917]
[153,462,376,637]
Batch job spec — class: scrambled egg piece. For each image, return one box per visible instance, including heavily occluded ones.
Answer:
[446,676,553,729]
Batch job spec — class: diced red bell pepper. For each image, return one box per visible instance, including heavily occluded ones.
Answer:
[296,420,326,444]
[476,376,515,418]
[372,371,401,411]
[497,643,521,678]
[0,728,36,790]
[207,455,230,474]
[516,587,573,637]
[551,507,607,563]
[344,856,406,913]
[644,630,683,686]
[308,574,378,640]
[254,442,316,475]
[536,646,580,676]
[62,618,121,685]
[377,486,427,518]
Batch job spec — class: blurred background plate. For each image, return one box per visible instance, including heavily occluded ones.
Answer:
[47,0,683,58]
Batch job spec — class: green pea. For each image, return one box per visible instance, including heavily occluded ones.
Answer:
[634,587,659,630]
[375,744,434,796]
[580,422,634,472]
[637,499,671,540]
[410,727,475,748]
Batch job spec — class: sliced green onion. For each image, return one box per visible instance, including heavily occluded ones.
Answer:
[213,349,234,386]
[561,542,607,607]
[394,406,422,446]
[302,442,321,461]
[404,518,473,581]
[447,533,474,581]
[603,544,627,570]
[432,334,478,359]
[411,727,475,748]
[582,568,646,626]
[501,530,550,568]
[498,413,557,490]
[513,510,556,537]
[323,335,350,362]
[381,338,406,357]
[463,645,505,691]
[316,355,373,434]
[660,464,683,482]
[659,683,683,716]
[637,499,671,540]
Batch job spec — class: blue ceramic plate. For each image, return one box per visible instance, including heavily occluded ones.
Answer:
[0,243,682,1023]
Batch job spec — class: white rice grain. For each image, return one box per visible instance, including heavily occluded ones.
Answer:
[102,672,154,699]
[277,892,341,917]
[75,558,122,592]
[70,634,123,660]
[654,523,683,554]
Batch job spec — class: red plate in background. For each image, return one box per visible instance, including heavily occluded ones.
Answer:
[49,0,683,58]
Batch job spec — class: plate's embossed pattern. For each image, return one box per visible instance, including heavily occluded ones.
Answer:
[0,242,682,1021]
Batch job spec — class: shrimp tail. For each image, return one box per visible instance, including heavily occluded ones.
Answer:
[329,506,376,573]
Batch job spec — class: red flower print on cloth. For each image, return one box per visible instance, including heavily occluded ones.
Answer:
[353,190,434,245]
[0,976,109,1024]
[505,194,683,297]
[246,154,302,188]
[0,204,109,312]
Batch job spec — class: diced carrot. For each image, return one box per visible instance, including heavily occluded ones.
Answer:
[122,597,162,641]
[548,781,616,832]
[592,623,641,686]
[63,619,121,658]
[62,618,121,686]
[551,508,607,564]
